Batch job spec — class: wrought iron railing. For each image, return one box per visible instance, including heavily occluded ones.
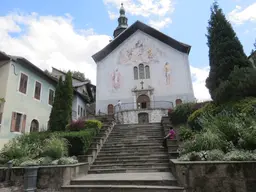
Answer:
[114,101,173,113]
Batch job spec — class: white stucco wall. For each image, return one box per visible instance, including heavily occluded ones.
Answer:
[0,60,56,148]
[0,62,10,112]
[72,94,87,120]
[96,30,195,114]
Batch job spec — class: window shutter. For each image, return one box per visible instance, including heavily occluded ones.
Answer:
[21,114,27,133]
[10,112,16,132]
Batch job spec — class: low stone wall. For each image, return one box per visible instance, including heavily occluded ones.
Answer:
[171,160,256,192]
[0,163,88,191]
[116,109,168,124]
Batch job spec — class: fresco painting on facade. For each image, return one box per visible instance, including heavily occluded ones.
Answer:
[111,67,121,90]
[164,62,171,85]
[118,36,163,65]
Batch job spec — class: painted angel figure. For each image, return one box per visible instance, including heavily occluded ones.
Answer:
[164,62,171,85]
[112,68,121,89]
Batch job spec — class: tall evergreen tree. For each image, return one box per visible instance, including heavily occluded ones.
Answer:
[62,71,73,127]
[206,2,252,101]
[48,77,64,131]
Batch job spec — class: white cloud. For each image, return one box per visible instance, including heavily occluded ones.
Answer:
[190,66,211,101]
[228,3,256,24]
[104,0,175,29]
[0,11,210,101]
[0,12,111,84]
[149,17,172,30]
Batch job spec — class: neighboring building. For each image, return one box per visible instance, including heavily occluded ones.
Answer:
[92,4,195,124]
[0,51,57,148]
[249,50,256,68]
[51,67,96,120]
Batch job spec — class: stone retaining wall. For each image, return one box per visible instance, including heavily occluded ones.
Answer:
[171,160,256,192]
[0,163,88,191]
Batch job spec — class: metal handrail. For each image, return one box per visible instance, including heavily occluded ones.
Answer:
[114,101,173,112]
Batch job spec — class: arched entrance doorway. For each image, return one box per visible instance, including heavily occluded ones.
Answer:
[175,99,182,106]
[107,104,114,115]
[138,112,149,124]
[30,119,39,132]
[137,94,150,109]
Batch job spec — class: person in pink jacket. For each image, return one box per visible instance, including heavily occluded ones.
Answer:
[162,127,176,148]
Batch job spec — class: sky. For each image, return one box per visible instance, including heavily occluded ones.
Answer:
[0,0,255,101]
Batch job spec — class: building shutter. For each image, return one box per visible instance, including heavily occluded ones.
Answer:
[10,112,16,132]
[21,114,27,133]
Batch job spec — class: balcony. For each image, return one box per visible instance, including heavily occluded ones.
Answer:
[114,101,173,124]
[114,101,173,113]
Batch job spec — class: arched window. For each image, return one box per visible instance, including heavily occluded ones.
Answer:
[175,99,182,106]
[145,65,150,79]
[30,119,39,132]
[139,64,144,79]
[133,67,138,80]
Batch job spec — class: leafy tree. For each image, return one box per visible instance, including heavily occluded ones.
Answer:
[44,69,51,76]
[206,2,252,102]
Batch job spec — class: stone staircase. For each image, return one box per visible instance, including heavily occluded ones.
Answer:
[62,123,183,191]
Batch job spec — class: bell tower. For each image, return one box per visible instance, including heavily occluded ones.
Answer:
[113,3,128,38]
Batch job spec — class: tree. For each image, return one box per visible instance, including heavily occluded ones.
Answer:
[48,77,65,131]
[62,71,73,126]
[44,69,51,76]
[69,71,90,83]
[206,2,252,102]
[48,72,73,131]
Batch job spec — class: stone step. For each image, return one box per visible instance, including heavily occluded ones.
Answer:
[62,185,184,192]
[99,148,167,154]
[109,133,164,136]
[111,129,163,133]
[88,167,171,174]
[97,151,168,157]
[94,154,168,161]
[98,150,167,156]
[93,158,169,165]
[70,178,176,186]
[90,162,170,170]
[102,142,168,147]
[106,138,165,142]
[102,144,178,149]
[104,140,177,146]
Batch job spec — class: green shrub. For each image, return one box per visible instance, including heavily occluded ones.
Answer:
[85,119,102,130]
[188,102,217,131]
[66,120,86,131]
[223,150,256,161]
[199,113,242,145]
[59,129,98,156]
[41,136,69,159]
[180,130,228,155]
[170,103,196,125]
[179,149,225,161]
[179,125,194,141]
[57,157,78,165]
[238,118,256,150]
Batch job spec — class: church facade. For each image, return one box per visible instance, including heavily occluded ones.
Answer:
[92,4,195,124]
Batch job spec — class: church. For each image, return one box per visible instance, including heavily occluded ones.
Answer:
[92,4,195,124]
